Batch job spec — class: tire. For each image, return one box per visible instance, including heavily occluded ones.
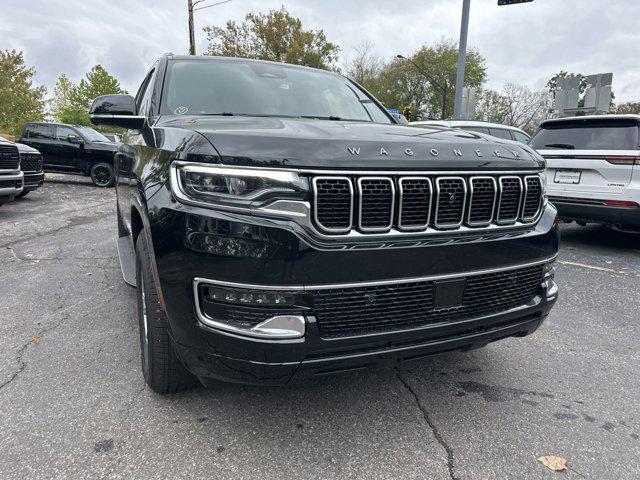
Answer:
[135,232,196,393]
[16,190,29,198]
[90,162,115,187]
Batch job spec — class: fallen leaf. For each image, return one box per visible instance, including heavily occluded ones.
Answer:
[538,455,567,472]
[33,336,40,345]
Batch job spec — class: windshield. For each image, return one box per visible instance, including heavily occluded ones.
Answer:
[531,121,639,150]
[76,126,110,142]
[161,59,392,123]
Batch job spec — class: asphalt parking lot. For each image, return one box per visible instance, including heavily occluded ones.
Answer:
[1,175,639,480]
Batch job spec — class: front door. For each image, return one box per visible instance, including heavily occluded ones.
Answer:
[53,126,84,172]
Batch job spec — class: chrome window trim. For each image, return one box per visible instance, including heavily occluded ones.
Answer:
[312,176,354,234]
[521,174,544,224]
[434,176,467,229]
[357,176,395,233]
[397,177,432,231]
[496,176,523,225]
[466,176,497,227]
[193,254,557,293]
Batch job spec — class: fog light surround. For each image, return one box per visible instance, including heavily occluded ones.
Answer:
[193,278,308,340]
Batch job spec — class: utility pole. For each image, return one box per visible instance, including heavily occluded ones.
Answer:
[453,0,471,119]
[188,0,196,55]
[187,0,233,56]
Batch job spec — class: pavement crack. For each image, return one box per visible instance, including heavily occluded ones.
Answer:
[396,369,459,480]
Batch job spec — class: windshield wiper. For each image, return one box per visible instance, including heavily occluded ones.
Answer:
[300,115,344,121]
[544,143,575,149]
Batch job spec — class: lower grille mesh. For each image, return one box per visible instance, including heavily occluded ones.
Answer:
[311,264,544,336]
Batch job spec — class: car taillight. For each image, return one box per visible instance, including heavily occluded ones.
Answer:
[603,200,639,207]
[604,156,640,165]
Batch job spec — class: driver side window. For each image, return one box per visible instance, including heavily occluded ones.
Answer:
[55,126,78,141]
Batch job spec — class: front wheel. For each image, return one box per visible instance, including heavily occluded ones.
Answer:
[90,162,115,187]
[135,232,196,393]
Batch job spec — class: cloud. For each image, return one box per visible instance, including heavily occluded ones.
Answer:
[3,0,639,102]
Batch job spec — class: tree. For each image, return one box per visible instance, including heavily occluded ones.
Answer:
[204,7,340,70]
[0,50,46,135]
[51,66,126,126]
[476,84,552,134]
[370,39,487,119]
[615,101,640,115]
[344,41,383,93]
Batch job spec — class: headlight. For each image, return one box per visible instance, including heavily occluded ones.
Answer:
[171,162,309,211]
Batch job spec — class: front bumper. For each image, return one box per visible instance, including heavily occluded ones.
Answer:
[23,171,44,191]
[550,196,640,228]
[146,189,559,385]
[0,171,24,202]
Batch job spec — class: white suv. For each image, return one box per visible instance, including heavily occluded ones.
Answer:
[530,115,640,231]
[410,120,531,144]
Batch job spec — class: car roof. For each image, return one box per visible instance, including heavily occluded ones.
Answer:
[539,114,640,127]
[411,120,529,135]
[27,121,86,128]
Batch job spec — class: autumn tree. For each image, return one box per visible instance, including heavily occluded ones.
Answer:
[615,101,640,115]
[204,7,340,70]
[0,50,46,135]
[344,41,383,93]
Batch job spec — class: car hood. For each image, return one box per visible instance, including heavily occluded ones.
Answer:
[15,142,40,154]
[158,116,543,170]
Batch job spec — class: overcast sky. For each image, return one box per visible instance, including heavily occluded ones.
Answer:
[2,0,639,103]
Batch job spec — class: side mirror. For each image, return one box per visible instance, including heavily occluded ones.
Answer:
[89,94,144,130]
[67,134,82,144]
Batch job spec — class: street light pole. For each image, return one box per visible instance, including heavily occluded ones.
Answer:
[396,55,448,120]
[453,0,471,119]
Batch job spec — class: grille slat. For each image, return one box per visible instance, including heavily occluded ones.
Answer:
[497,176,523,224]
[398,177,431,230]
[435,177,466,228]
[311,264,544,336]
[522,176,543,221]
[358,177,394,232]
[468,177,496,226]
[0,144,20,170]
[313,177,353,233]
[312,173,544,235]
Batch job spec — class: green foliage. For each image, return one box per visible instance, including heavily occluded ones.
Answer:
[204,6,340,70]
[0,50,47,135]
[51,65,126,126]
[360,39,487,119]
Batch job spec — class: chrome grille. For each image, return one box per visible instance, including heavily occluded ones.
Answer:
[358,177,394,232]
[468,177,496,226]
[0,144,20,170]
[310,173,544,235]
[496,176,523,224]
[522,176,543,222]
[434,177,466,228]
[313,177,353,233]
[398,177,431,230]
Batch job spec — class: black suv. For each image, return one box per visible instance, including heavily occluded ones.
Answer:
[90,54,559,393]
[17,122,118,187]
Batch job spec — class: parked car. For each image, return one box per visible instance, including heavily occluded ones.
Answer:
[16,143,44,198]
[103,133,122,143]
[411,120,531,144]
[0,137,24,207]
[531,115,640,231]
[16,122,118,187]
[90,54,558,393]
